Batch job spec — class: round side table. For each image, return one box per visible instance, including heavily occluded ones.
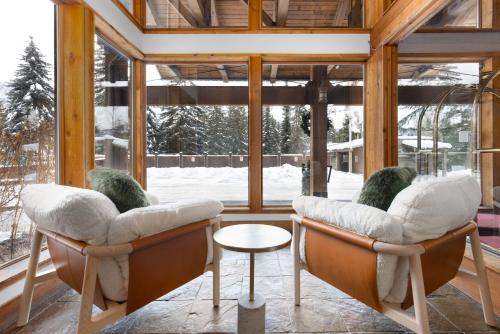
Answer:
[213,224,291,334]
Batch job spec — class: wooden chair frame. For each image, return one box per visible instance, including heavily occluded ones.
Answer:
[17,216,222,334]
[291,214,497,334]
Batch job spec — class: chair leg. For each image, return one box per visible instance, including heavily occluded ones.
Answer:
[409,254,430,334]
[17,229,44,327]
[293,219,301,306]
[213,240,220,307]
[77,255,98,334]
[470,228,496,326]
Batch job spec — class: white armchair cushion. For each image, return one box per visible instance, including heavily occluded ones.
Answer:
[21,184,119,245]
[293,196,403,301]
[388,175,481,243]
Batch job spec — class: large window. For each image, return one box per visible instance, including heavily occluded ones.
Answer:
[262,64,364,205]
[0,0,56,265]
[146,0,248,28]
[262,0,363,28]
[94,35,132,173]
[397,62,500,254]
[146,63,249,205]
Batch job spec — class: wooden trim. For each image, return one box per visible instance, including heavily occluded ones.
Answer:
[222,206,294,214]
[57,3,94,187]
[132,59,147,188]
[143,27,370,34]
[248,0,261,31]
[143,54,369,63]
[248,56,263,211]
[398,52,498,63]
[133,0,146,27]
[371,0,450,50]
[94,14,144,60]
[110,0,144,32]
[415,27,498,33]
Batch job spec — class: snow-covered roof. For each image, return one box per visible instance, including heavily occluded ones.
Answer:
[328,138,363,150]
[402,139,452,149]
[95,135,129,149]
[328,135,452,151]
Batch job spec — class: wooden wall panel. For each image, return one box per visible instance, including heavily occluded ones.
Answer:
[57,3,94,187]
[132,59,147,188]
[248,56,262,210]
[364,45,398,178]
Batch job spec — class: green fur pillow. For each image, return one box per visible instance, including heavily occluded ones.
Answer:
[87,167,150,213]
[358,167,417,211]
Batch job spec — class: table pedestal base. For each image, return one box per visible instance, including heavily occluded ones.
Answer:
[237,293,265,334]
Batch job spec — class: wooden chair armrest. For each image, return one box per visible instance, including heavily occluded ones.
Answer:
[38,227,88,255]
[130,219,211,251]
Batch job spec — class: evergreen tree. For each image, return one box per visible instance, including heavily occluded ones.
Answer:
[289,105,308,153]
[225,106,248,154]
[146,107,162,154]
[337,114,353,143]
[158,105,204,154]
[5,37,54,136]
[262,107,280,154]
[205,106,227,154]
[279,106,292,153]
[94,39,107,106]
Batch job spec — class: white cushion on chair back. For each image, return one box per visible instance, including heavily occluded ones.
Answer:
[21,184,120,245]
[387,175,481,243]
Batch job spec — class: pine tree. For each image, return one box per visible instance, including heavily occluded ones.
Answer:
[225,106,248,154]
[337,114,353,143]
[289,105,308,153]
[205,106,227,154]
[158,105,204,154]
[279,106,292,153]
[262,107,280,154]
[146,107,162,154]
[94,39,107,106]
[5,37,54,136]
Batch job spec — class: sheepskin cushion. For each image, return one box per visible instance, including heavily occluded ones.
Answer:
[388,175,481,243]
[88,167,150,213]
[20,184,119,245]
[358,167,417,211]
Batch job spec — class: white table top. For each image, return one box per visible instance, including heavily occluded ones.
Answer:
[213,224,291,253]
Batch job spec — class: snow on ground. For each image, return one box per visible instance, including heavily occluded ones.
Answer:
[147,164,364,205]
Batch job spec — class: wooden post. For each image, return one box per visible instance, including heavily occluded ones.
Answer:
[293,217,301,306]
[132,59,147,188]
[479,2,500,207]
[57,3,94,187]
[409,254,430,334]
[249,56,262,210]
[364,45,398,178]
[310,65,328,197]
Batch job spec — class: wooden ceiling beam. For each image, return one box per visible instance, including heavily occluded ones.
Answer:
[371,0,451,50]
[241,0,275,26]
[168,0,200,27]
[270,65,279,83]
[184,0,209,26]
[333,0,350,27]
[276,0,290,26]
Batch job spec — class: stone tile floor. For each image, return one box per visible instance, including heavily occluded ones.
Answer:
[13,248,500,333]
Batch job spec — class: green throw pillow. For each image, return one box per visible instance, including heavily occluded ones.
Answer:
[357,167,417,211]
[88,167,150,213]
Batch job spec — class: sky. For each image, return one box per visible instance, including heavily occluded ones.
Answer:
[0,0,55,84]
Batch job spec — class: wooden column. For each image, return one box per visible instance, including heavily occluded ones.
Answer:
[248,0,262,30]
[133,0,146,26]
[132,59,147,188]
[249,56,262,210]
[480,1,500,207]
[309,66,329,197]
[57,3,94,187]
[364,45,398,178]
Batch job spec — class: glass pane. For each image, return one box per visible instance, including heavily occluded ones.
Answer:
[397,62,500,254]
[146,64,249,205]
[146,0,248,28]
[94,35,132,173]
[423,0,478,28]
[263,0,363,28]
[0,0,55,265]
[262,64,364,206]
